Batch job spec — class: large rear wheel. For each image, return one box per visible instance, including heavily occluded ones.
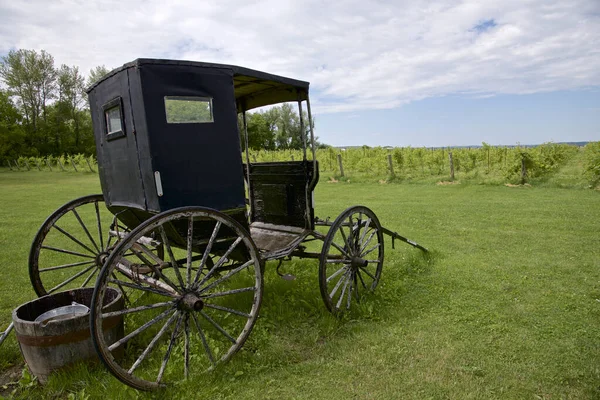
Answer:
[90,207,263,390]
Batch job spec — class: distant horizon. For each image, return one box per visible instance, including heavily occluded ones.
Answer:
[330,141,592,149]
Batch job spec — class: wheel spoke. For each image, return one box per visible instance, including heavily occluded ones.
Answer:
[204,303,251,318]
[191,312,216,367]
[52,225,97,255]
[41,245,95,259]
[71,208,100,253]
[184,314,190,378]
[95,200,105,251]
[198,259,252,294]
[192,221,221,288]
[346,274,354,310]
[196,237,242,289]
[80,267,98,287]
[361,243,380,258]
[103,302,174,319]
[159,226,185,289]
[336,274,352,310]
[329,269,350,299]
[326,258,351,264]
[338,224,351,255]
[108,278,176,298]
[199,310,236,344]
[201,286,255,300]
[330,241,352,258]
[326,265,348,283]
[157,313,184,383]
[39,260,94,272]
[48,264,96,294]
[128,310,179,374]
[108,308,174,352]
[360,230,377,254]
[359,218,371,247]
[186,216,194,287]
[356,269,368,290]
[359,266,377,281]
[131,244,181,293]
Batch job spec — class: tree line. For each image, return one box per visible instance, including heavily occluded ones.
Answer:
[0,48,323,164]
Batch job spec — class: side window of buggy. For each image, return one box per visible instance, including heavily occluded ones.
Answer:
[103,97,125,140]
[164,96,214,124]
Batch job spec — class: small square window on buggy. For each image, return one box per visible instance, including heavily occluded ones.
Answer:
[102,97,125,140]
[164,96,214,124]
[106,107,122,133]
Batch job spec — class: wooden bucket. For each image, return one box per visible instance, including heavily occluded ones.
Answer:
[12,287,123,383]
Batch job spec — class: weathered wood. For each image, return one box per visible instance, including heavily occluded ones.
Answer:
[86,158,94,172]
[45,158,53,171]
[57,158,65,171]
[35,159,42,171]
[449,152,455,181]
[12,288,124,383]
[387,154,395,176]
[69,157,78,172]
[13,160,21,171]
[337,154,344,177]
[23,159,31,171]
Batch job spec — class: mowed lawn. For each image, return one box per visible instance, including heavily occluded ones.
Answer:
[0,170,599,399]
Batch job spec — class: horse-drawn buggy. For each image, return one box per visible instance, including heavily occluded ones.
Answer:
[8,59,426,390]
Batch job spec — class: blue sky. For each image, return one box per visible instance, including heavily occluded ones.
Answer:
[0,0,599,147]
[318,89,600,147]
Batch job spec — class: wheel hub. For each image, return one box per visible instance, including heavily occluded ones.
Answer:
[350,257,368,270]
[95,251,110,267]
[179,293,204,312]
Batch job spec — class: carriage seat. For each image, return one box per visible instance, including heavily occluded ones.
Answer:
[243,161,319,256]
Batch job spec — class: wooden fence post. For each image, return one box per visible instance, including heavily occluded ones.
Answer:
[6,161,13,171]
[69,157,78,172]
[13,160,21,171]
[23,160,31,171]
[449,152,455,181]
[387,154,395,177]
[521,157,527,184]
[337,154,345,177]
[86,158,94,172]
[57,158,65,171]
[35,159,42,171]
[45,158,53,171]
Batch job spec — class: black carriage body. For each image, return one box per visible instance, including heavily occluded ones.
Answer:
[87,59,310,234]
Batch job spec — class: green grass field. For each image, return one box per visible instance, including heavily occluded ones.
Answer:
[0,169,599,399]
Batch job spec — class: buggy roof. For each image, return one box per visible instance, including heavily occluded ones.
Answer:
[87,58,310,111]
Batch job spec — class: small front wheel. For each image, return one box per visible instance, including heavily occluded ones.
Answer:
[319,206,384,314]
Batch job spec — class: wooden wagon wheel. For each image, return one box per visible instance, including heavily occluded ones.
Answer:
[90,207,263,391]
[319,206,384,314]
[28,194,130,297]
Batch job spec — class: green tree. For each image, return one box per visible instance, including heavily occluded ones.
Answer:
[87,65,110,88]
[0,49,57,150]
[0,89,26,162]
[56,65,87,151]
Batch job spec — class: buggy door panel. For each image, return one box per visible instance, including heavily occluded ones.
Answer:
[140,65,246,213]
[89,70,145,210]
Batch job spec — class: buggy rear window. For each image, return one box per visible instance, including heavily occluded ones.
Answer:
[103,97,125,140]
[164,96,214,124]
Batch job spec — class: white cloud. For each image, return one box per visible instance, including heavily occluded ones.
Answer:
[0,0,598,114]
